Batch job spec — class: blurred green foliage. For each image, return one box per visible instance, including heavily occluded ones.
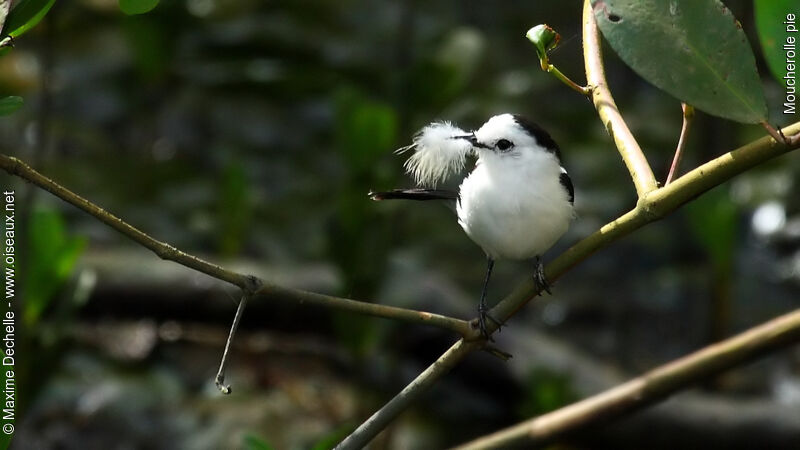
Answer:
[122,14,173,80]
[241,433,276,450]
[335,90,397,175]
[517,369,578,418]
[23,208,86,326]
[310,424,355,450]
[0,95,22,115]
[685,185,739,274]
[217,160,252,257]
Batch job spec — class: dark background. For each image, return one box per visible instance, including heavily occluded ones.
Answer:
[1,0,799,448]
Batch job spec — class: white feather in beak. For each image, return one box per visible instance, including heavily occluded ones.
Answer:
[398,121,474,187]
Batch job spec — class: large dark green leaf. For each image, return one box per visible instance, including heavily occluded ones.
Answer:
[0,95,23,115]
[754,0,795,87]
[2,0,55,38]
[119,0,159,16]
[591,0,767,124]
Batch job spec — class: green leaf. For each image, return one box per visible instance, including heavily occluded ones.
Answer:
[754,0,796,88]
[0,95,22,115]
[2,0,55,38]
[591,0,768,124]
[0,0,11,36]
[118,0,159,15]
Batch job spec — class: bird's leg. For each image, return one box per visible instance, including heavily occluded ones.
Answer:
[533,255,552,295]
[478,258,502,340]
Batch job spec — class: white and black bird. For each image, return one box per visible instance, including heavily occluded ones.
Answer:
[370,113,575,338]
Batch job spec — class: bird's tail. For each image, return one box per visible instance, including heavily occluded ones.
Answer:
[368,188,457,201]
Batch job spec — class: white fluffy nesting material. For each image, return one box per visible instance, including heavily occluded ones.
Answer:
[398,121,474,187]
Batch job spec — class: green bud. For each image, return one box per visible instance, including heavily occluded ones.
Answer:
[526,24,561,68]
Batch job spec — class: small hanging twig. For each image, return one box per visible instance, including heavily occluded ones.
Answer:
[666,103,694,185]
[215,293,249,395]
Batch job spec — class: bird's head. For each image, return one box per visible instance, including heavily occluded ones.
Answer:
[455,114,561,164]
[400,114,561,186]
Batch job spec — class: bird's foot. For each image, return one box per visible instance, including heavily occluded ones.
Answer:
[478,302,502,341]
[534,257,552,295]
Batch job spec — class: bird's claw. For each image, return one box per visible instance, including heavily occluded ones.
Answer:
[534,258,552,295]
[478,302,502,341]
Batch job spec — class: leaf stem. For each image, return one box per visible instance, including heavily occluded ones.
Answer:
[666,103,694,185]
[545,63,591,96]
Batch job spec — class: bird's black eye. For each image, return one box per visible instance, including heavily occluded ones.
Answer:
[496,139,513,151]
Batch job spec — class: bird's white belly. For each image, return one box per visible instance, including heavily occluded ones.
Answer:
[457,169,572,260]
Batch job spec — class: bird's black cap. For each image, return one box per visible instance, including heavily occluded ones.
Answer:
[512,114,561,160]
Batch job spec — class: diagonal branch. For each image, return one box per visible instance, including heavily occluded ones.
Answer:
[583,0,658,197]
[335,339,480,450]
[336,121,800,449]
[454,307,800,449]
[0,154,473,336]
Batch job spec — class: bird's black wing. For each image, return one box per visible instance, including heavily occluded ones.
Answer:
[369,188,458,201]
[559,171,574,204]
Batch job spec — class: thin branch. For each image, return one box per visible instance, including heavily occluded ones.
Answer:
[583,0,658,197]
[0,154,473,336]
[255,284,475,337]
[666,103,694,185]
[454,308,800,449]
[337,120,800,448]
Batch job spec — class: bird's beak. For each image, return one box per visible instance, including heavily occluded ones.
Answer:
[452,133,490,149]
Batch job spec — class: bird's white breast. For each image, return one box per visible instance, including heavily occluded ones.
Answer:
[456,151,573,260]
